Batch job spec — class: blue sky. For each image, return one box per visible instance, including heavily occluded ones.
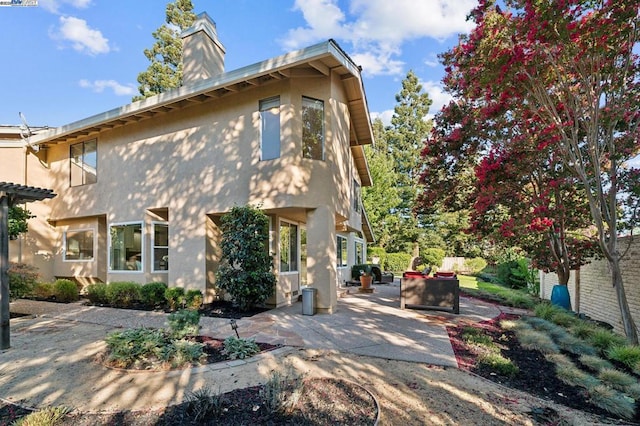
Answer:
[0,0,477,128]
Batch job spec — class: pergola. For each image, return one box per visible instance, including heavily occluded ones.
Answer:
[0,182,56,349]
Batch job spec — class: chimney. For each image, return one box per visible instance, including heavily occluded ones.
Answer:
[181,12,226,85]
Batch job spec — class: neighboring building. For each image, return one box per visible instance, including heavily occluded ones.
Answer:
[0,13,374,314]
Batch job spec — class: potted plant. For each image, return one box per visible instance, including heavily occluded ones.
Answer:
[359,265,373,289]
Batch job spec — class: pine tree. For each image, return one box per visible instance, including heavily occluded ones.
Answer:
[133,0,196,101]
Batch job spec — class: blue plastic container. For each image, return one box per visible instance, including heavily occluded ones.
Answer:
[550,285,571,310]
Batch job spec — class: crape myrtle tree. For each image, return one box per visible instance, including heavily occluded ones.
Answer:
[422,0,640,341]
[8,206,32,240]
[133,0,196,101]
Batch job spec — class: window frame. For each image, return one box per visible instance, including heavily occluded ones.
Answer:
[337,235,348,268]
[63,228,95,262]
[355,239,364,265]
[259,96,281,161]
[279,219,299,274]
[151,221,169,273]
[70,139,97,187]
[108,221,144,273]
[302,96,325,160]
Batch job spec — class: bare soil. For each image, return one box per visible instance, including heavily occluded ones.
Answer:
[3,297,639,425]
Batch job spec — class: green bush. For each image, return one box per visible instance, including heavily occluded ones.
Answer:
[464,257,487,274]
[140,282,167,307]
[384,252,412,272]
[86,283,109,304]
[11,406,70,426]
[185,289,204,310]
[165,286,185,311]
[53,279,79,302]
[606,345,640,370]
[216,205,276,311]
[222,336,260,360]
[32,282,54,299]
[367,246,386,263]
[168,309,201,339]
[106,281,141,308]
[8,262,39,299]
[105,327,167,368]
[422,248,445,268]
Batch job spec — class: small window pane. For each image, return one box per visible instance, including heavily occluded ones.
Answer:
[355,241,364,265]
[260,97,280,160]
[65,230,94,260]
[337,236,348,267]
[302,97,324,160]
[70,139,97,186]
[153,223,169,271]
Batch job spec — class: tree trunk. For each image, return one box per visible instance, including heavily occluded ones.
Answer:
[611,257,638,344]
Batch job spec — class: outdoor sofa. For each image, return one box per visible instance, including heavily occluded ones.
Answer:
[400,271,460,314]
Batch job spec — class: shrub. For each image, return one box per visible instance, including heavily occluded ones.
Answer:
[587,385,636,420]
[185,289,204,310]
[185,387,226,420]
[606,345,640,369]
[260,367,305,414]
[579,355,614,373]
[422,248,445,268]
[464,257,487,274]
[222,336,260,360]
[477,351,519,377]
[384,252,412,272]
[52,279,79,302]
[86,283,109,304]
[8,262,39,299]
[32,282,54,299]
[170,339,205,367]
[168,309,201,339]
[589,329,627,356]
[140,282,167,307]
[165,287,185,311]
[367,246,386,264]
[106,281,141,308]
[216,205,276,311]
[11,406,70,426]
[105,328,167,368]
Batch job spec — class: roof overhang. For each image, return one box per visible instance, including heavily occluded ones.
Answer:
[29,40,374,186]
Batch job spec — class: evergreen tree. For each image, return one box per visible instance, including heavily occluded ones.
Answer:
[385,71,433,252]
[362,119,401,250]
[133,0,196,101]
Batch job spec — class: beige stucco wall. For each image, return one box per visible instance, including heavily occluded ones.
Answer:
[1,70,366,312]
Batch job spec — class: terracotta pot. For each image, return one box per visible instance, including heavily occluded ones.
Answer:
[360,275,373,289]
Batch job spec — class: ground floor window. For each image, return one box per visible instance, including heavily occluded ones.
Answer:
[110,222,143,271]
[337,235,347,267]
[153,222,168,272]
[355,240,364,265]
[64,229,94,261]
[280,220,298,273]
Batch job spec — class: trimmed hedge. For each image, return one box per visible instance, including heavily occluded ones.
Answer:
[384,253,412,272]
[53,279,79,302]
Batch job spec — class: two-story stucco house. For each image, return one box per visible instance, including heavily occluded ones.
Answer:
[0,13,374,314]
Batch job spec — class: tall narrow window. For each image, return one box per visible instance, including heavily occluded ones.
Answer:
[279,221,298,272]
[337,236,348,267]
[260,96,280,160]
[302,96,324,160]
[109,222,143,271]
[153,223,169,272]
[70,139,97,186]
[64,229,94,261]
[355,241,364,265]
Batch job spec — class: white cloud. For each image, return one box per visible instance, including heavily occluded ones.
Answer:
[420,79,453,119]
[40,0,91,14]
[51,16,110,55]
[79,79,136,96]
[371,109,394,127]
[282,0,475,76]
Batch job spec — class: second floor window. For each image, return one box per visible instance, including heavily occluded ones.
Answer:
[70,139,97,186]
[353,179,362,213]
[260,96,280,160]
[302,96,324,160]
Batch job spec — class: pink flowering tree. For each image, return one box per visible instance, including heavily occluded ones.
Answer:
[422,0,640,341]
